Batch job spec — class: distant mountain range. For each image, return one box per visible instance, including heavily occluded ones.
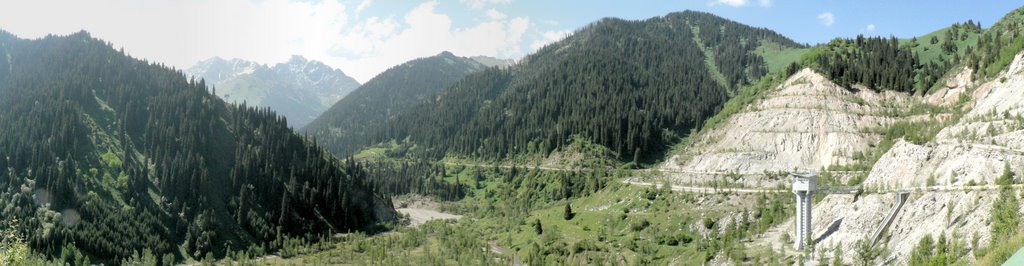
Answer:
[305,51,488,157]
[186,55,360,128]
[469,55,515,68]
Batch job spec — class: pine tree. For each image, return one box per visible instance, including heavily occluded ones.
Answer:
[998,162,1015,186]
[533,219,543,235]
[563,202,575,220]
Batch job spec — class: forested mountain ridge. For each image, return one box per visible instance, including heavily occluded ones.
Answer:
[371,11,804,163]
[186,55,360,128]
[0,30,392,264]
[304,51,487,157]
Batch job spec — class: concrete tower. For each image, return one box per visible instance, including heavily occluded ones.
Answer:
[792,173,817,250]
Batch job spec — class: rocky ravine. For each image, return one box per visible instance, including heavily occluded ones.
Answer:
[662,68,911,187]
[758,53,1024,264]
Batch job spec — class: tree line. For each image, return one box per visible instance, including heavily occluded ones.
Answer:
[0,30,390,264]
[373,11,803,163]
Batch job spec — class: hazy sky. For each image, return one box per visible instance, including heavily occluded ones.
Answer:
[1,0,1020,82]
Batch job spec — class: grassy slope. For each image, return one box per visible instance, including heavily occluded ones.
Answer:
[352,135,625,170]
[900,26,980,64]
[690,24,731,91]
[756,41,809,74]
[252,166,794,265]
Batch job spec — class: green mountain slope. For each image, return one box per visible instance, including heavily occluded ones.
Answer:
[303,51,486,157]
[967,6,1024,79]
[0,30,392,263]
[373,11,803,163]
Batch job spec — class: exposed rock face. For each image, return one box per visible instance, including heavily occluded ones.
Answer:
[926,67,974,106]
[761,191,1001,264]
[766,52,1024,265]
[867,53,1024,188]
[664,68,909,186]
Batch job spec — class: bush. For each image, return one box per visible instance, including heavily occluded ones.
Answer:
[631,219,651,232]
[703,217,716,230]
[1,220,29,265]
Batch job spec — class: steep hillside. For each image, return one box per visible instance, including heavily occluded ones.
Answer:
[760,55,1024,265]
[375,11,803,163]
[186,56,360,128]
[663,68,913,187]
[753,8,1024,264]
[967,6,1024,79]
[0,31,392,263]
[662,20,989,187]
[304,52,487,157]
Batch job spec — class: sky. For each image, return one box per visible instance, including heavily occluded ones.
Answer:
[0,0,1021,83]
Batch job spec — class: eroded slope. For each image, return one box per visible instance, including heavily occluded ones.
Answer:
[664,68,911,186]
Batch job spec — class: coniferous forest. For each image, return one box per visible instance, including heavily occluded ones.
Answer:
[373,11,803,162]
[806,36,919,92]
[802,21,983,94]
[5,4,1024,266]
[304,52,486,157]
[0,30,392,264]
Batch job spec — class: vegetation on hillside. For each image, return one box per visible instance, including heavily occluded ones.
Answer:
[905,21,983,93]
[967,6,1024,79]
[798,20,982,95]
[375,11,803,163]
[908,233,971,266]
[0,30,390,264]
[364,159,470,202]
[258,165,798,265]
[802,36,919,93]
[304,52,486,158]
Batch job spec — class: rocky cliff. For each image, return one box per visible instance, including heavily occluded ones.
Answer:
[663,68,911,186]
[756,53,1024,265]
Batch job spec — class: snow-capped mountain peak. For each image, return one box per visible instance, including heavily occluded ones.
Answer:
[185,56,360,128]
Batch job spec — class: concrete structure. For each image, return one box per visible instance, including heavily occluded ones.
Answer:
[792,173,817,250]
[870,192,910,246]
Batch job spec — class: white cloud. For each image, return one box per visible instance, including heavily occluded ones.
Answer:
[817,12,835,27]
[530,30,570,50]
[865,24,876,32]
[460,0,513,10]
[0,0,350,75]
[329,1,530,81]
[335,16,399,55]
[355,0,372,14]
[0,0,533,83]
[716,0,748,7]
[758,0,771,7]
[486,9,507,20]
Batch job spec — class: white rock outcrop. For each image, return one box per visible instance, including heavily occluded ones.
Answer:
[664,68,910,186]
[782,52,1024,264]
